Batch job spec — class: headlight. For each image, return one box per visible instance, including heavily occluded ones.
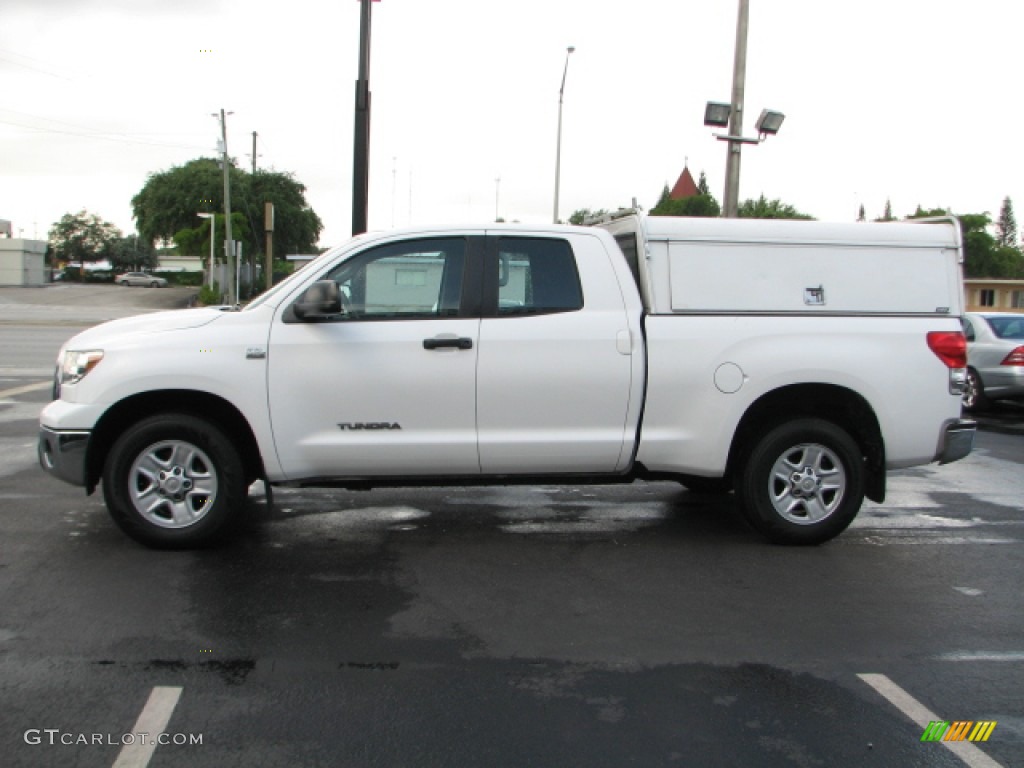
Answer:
[61,350,104,386]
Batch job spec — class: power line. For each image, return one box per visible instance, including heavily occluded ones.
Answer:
[0,114,210,151]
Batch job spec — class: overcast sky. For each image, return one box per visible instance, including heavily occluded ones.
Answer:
[3,0,1023,248]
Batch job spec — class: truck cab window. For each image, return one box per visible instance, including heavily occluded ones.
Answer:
[325,238,466,319]
[496,238,583,315]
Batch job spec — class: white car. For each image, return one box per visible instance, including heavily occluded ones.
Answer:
[115,272,168,287]
[962,312,1024,410]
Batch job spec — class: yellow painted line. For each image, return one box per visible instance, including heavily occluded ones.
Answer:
[0,381,51,398]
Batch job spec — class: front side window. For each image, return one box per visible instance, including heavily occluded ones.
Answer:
[324,238,466,319]
[495,238,583,315]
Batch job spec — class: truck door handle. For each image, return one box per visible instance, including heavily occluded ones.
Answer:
[423,337,473,350]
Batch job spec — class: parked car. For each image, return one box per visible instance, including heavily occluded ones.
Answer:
[115,272,168,287]
[962,312,1024,410]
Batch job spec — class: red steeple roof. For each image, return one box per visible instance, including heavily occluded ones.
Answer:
[670,166,699,200]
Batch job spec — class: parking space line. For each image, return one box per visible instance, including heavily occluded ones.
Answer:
[111,686,183,768]
[936,651,1024,662]
[858,673,1004,768]
[0,380,51,399]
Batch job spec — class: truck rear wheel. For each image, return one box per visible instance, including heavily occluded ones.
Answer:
[736,418,864,545]
[102,414,246,548]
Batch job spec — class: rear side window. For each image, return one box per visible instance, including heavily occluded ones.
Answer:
[986,316,1024,339]
[496,238,583,315]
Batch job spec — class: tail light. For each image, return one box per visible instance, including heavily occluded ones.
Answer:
[927,331,967,395]
[1002,346,1024,366]
[927,332,967,368]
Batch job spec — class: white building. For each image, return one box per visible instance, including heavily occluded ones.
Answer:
[0,238,47,286]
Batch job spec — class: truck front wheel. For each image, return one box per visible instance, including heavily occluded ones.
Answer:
[736,418,864,545]
[102,414,246,548]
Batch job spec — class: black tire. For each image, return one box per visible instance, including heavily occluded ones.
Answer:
[150,281,159,288]
[962,368,989,412]
[735,418,864,545]
[102,414,246,548]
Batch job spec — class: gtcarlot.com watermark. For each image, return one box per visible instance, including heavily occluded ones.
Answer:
[24,729,203,746]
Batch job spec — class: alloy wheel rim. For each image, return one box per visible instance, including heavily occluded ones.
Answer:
[768,442,846,525]
[128,440,218,528]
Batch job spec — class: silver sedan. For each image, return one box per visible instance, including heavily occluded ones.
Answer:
[115,272,168,288]
[962,312,1024,410]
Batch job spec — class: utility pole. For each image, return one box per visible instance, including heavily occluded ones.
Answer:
[351,0,373,235]
[265,202,274,291]
[251,131,258,174]
[217,108,235,304]
[722,0,749,218]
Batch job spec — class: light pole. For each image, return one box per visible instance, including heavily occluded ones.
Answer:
[196,212,215,289]
[723,0,749,218]
[704,0,784,218]
[552,45,575,224]
[352,0,374,235]
[213,109,235,303]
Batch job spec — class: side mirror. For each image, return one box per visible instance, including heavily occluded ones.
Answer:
[293,280,343,319]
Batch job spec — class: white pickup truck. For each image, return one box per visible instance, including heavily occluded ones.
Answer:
[38,213,975,547]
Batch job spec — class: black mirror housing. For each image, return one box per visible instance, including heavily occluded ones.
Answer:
[293,280,343,319]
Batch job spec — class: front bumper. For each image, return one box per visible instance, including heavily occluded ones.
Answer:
[937,419,976,465]
[38,427,90,486]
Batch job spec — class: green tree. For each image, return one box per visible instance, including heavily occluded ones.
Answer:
[650,182,721,218]
[996,196,1017,248]
[173,212,250,259]
[48,210,122,263]
[906,207,1024,279]
[737,195,813,220]
[131,157,323,258]
[958,213,1024,278]
[697,171,712,197]
[875,198,896,222]
[108,235,157,271]
[248,169,323,254]
[568,208,609,225]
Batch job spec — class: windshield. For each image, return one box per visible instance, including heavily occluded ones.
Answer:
[984,315,1024,340]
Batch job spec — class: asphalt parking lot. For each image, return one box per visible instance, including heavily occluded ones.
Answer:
[0,285,1021,767]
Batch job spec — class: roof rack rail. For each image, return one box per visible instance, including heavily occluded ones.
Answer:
[582,207,642,227]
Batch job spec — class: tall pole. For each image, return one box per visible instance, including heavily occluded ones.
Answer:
[352,0,373,235]
[552,46,575,224]
[219,108,235,304]
[495,176,500,222]
[251,131,258,174]
[722,0,749,218]
[208,215,215,289]
[265,202,274,291]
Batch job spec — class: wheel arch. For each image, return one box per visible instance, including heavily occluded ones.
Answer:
[85,390,265,493]
[727,383,886,503]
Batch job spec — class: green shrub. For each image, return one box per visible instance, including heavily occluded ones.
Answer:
[197,282,222,306]
[157,271,204,287]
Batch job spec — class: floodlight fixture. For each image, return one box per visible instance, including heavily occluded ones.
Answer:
[704,101,731,128]
[755,109,785,136]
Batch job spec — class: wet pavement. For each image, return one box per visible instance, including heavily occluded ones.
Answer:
[0,305,1021,767]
